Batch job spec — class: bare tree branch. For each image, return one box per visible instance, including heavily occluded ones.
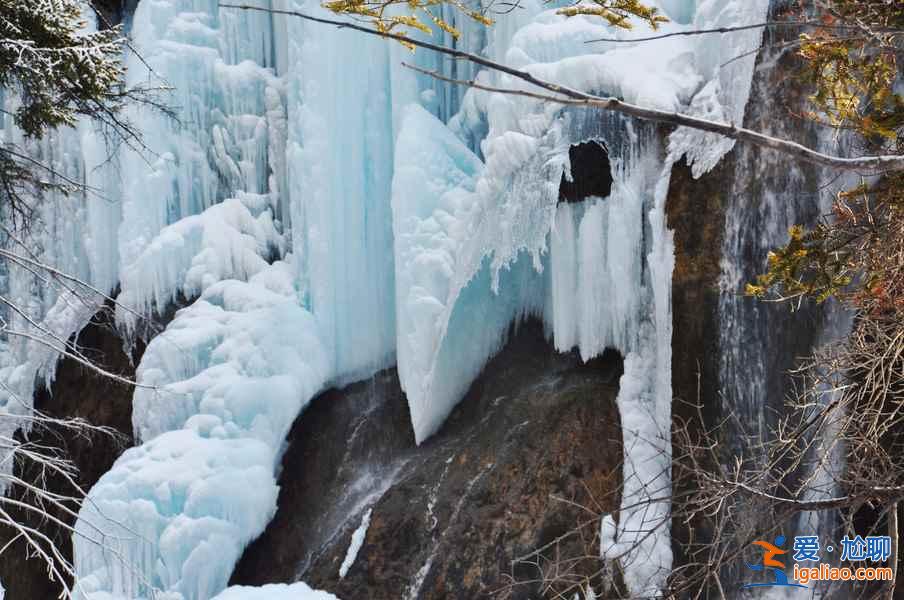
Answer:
[885,503,898,600]
[585,19,904,44]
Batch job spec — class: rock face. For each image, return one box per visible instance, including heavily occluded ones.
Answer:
[667,157,726,420]
[665,0,837,574]
[0,310,140,600]
[232,320,624,599]
[666,1,827,438]
[90,0,124,25]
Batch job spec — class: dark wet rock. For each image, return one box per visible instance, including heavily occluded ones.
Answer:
[666,0,835,574]
[232,320,624,599]
[667,156,726,422]
[231,368,416,583]
[667,2,825,430]
[90,0,124,26]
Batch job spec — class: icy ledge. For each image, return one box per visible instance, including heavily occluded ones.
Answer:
[116,192,284,337]
[74,259,330,600]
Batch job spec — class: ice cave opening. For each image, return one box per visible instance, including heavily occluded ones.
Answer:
[558,141,613,204]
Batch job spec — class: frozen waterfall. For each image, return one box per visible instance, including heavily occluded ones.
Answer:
[0,0,785,598]
[0,6,121,495]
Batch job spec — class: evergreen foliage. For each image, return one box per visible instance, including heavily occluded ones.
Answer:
[747,2,904,318]
[0,0,123,136]
[0,0,154,217]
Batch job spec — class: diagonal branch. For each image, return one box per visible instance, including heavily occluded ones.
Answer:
[221,2,904,173]
[585,19,904,44]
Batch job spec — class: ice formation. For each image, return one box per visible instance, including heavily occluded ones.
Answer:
[0,6,121,493]
[392,103,546,441]
[211,583,338,600]
[74,259,331,600]
[670,0,773,174]
[0,0,777,597]
[392,0,768,592]
[116,192,285,333]
[73,3,335,598]
[339,508,372,579]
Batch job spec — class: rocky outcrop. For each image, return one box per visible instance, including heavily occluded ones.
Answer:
[667,1,827,431]
[232,321,624,599]
[90,0,124,25]
[665,0,837,576]
[667,156,727,421]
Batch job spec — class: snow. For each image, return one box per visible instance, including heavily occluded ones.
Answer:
[339,508,372,579]
[74,259,331,600]
[211,583,338,600]
[116,192,284,336]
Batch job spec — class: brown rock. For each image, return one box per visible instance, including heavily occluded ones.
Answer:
[232,320,624,600]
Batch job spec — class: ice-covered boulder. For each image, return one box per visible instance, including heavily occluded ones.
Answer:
[74,261,330,600]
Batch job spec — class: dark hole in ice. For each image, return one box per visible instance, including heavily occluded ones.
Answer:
[558,141,612,203]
